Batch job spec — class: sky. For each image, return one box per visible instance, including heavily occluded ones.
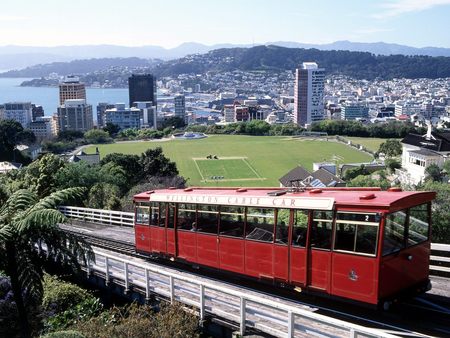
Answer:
[0,0,449,48]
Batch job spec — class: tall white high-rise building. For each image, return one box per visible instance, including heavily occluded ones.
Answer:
[294,62,325,126]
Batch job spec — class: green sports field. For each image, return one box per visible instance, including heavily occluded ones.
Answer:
[85,135,372,187]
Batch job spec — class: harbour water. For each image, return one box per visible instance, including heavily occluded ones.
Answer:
[0,78,129,115]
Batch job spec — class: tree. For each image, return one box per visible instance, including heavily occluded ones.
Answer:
[378,139,402,158]
[140,147,178,180]
[25,154,67,198]
[161,116,186,130]
[0,120,23,161]
[103,123,120,136]
[342,164,369,181]
[100,153,142,185]
[84,129,112,144]
[385,158,401,173]
[425,164,442,182]
[0,188,93,337]
[88,183,121,210]
[347,173,391,190]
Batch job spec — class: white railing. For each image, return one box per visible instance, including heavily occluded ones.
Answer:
[88,247,401,338]
[430,243,450,275]
[59,206,134,227]
[60,206,450,277]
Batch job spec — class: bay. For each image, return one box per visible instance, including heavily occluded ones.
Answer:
[0,78,129,116]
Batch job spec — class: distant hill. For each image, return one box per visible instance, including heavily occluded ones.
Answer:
[2,46,450,81]
[152,45,450,80]
[0,40,449,71]
[0,57,158,78]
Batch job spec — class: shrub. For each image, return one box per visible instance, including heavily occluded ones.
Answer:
[42,330,86,338]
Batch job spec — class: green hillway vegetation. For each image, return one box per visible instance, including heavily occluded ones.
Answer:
[85,135,372,187]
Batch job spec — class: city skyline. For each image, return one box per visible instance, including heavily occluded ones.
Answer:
[0,0,449,49]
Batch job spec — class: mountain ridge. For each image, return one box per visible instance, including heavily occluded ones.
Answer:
[1,40,450,71]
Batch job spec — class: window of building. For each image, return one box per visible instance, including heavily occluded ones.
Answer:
[196,204,218,234]
[150,203,160,226]
[311,211,333,250]
[167,203,175,229]
[246,207,275,243]
[334,212,379,256]
[158,203,167,228]
[276,209,290,245]
[408,203,430,246]
[135,202,150,225]
[383,210,407,255]
[291,210,308,247]
[219,206,244,238]
[178,203,196,231]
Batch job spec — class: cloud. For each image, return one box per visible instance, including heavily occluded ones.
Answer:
[373,0,450,19]
[0,15,27,22]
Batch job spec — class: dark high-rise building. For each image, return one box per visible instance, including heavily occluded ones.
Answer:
[128,74,157,108]
[31,104,44,121]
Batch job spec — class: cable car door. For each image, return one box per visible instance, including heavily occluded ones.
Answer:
[307,211,333,292]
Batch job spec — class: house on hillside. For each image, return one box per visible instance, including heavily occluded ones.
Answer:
[0,161,22,174]
[67,149,100,165]
[397,125,450,185]
[279,165,345,188]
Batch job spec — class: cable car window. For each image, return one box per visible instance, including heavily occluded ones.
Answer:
[135,202,150,225]
[408,203,430,246]
[196,204,218,234]
[159,203,167,227]
[292,210,308,247]
[383,210,407,255]
[334,212,379,255]
[276,209,290,245]
[219,206,244,238]
[311,211,333,250]
[178,203,197,231]
[246,207,275,243]
[167,203,175,229]
[150,203,160,226]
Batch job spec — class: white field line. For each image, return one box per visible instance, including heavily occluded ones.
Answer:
[192,159,205,180]
[242,158,262,179]
[201,177,267,182]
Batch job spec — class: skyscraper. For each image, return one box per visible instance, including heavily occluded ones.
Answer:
[128,74,157,108]
[2,102,32,128]
[294,62,325,126]
[59,75,86,105]
[174,94,186,122]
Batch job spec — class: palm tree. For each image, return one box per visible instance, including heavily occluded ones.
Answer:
[0,187,93,337]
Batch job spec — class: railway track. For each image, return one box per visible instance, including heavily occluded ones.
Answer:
[62,226,450,337]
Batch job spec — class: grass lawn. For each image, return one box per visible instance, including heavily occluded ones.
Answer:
[344,137,399,152]
[85,135,372,187]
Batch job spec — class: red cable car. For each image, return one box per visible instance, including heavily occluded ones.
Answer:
[133,187,435,307]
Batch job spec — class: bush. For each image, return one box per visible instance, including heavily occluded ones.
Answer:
[42,330,86,338]
[42,275,94,313]
[72,303,199,338]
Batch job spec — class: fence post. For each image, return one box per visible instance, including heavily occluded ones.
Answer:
[169,276,174,303]
[105,257,109,285]
[199,284,205,321]
[239,297,246,336]
[145,268,150,301]
[288,311,294,338]
[124,262,129,293]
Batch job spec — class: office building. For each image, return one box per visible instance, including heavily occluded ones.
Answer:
[57,99,93,132]
[31,104,44,121]
[294,62,325,126]
[59,76,86,105]
[2,102,32,128]
[341,103,369,120]
[234,106,249,122]
[174,94,186,122]
[128,74,157,108]
[134,101,157,129]
[29,115,58,140]
[104,103,141,130]
[96,102,115,127]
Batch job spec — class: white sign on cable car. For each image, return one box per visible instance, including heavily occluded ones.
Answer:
[149,192,335,210]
